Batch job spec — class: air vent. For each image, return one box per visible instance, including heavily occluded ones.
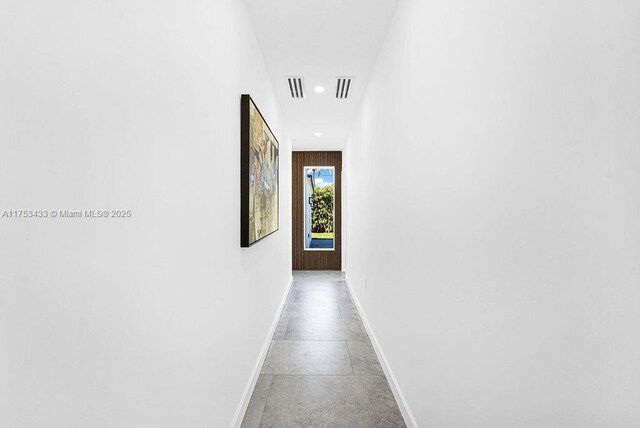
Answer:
[335,77,354,99]
[286,77,305,99]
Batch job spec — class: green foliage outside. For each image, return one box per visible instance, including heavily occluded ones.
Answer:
[311,185,334,234]
[312,232,333,240]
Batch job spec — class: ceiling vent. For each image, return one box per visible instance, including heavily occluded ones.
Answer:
[286,76,305,99]
[335,77,354,99]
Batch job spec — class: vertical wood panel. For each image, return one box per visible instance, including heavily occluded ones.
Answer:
[292,151,342,271]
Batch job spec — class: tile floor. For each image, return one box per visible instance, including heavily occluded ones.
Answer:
[241,271,406,427]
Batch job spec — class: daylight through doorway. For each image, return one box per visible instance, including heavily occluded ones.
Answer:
[303,167,335,251]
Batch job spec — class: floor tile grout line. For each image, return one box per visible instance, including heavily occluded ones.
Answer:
[264,373,387,378]
[259,341,275,376]
[345,340,355,376]
[248,374,274,428]
[278,316,290,341]
[272,339,369,342]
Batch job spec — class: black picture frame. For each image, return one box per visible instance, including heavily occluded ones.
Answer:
[240,94,280,247]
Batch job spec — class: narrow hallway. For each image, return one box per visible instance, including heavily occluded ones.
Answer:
[242,271,406,427]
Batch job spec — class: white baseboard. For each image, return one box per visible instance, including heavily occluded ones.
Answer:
[344,275,418,428]
[230,276,293,428]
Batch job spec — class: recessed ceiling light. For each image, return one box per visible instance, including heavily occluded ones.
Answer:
[315,132,322,137]
[314,86,325,94]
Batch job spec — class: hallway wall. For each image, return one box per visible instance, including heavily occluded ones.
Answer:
[0,1,290,426]
[344,0,640,426]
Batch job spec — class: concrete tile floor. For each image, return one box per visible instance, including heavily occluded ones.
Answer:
[241,271,406,427]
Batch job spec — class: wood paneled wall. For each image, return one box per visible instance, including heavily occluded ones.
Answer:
[292,151,342,271]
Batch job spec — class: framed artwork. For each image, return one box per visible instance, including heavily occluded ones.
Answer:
[240,94,280,247]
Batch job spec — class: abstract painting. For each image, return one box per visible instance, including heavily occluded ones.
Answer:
[241,95,279,247]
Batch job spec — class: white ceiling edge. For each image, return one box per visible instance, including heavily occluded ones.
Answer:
[291,137,348,152]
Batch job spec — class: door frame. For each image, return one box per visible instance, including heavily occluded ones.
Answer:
[292,151,342,271]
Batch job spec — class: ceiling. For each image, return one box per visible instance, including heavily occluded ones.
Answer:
[243,0,399,150]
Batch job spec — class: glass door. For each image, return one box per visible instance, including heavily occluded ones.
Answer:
[303,166,335,251]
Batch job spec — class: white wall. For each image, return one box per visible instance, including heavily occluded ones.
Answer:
[0,1,290,426]
[345,0,640,426]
